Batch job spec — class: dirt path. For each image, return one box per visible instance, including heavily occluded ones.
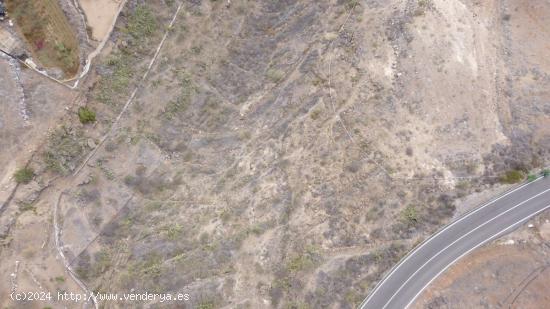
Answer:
[1,2,185,307]
[64,0,129,87]
[53,191,99,309]
[74,2,183,175]
[50,4,184,307]
[325,3,391,180]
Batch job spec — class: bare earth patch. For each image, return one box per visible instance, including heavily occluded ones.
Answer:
[78,0,124,41]
[414,211,550,309]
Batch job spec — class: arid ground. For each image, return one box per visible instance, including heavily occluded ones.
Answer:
[0,0,549,308]
[78,0,125,41]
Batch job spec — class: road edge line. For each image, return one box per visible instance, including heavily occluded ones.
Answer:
[358,177,541,308]
[403,203,550,308]
[381,188,550,308]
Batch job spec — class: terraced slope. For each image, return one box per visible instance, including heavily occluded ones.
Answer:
[6,0,80,76]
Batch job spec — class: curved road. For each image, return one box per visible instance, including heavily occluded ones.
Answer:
[360,176,550,309]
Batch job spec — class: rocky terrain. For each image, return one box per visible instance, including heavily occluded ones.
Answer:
[0,0,549,308]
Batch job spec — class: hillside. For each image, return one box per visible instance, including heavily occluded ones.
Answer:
[0,0,549,308]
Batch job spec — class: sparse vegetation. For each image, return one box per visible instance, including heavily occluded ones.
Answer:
[274,246,321,297]
[162,70,194,119]
[418,0,432,6]
[18,202,36,213]
[162,223,183,240]
[401,206,419,225]
[14,167,34,184]
[197,301,215,309]
[7,2,549,309]
[126,5,158,40]
[310,108,323,120]
[455,181,469,191]
[42,127,85,175]
[94,5,159,105]
[96,53,134,105]
[78,107,96,124]
[415,0,432,16]
[266,68,284,83]
[500,170,524,184]
[286,254,315,273]
[346,0,360,9]
[91,249,113,277]
[345,289,361,307]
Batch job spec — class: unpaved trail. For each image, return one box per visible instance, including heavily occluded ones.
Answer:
[73,2,183,175]
[1,2,185,307]
[53,191,99,309]
[325,3,392,180]
[64,0,129,87]
[49,3,184,307]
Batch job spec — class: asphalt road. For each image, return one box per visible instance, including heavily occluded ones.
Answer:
[359,176,550,309]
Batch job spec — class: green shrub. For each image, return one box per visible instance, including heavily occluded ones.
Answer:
[418,0,432,7]
[527,174,537,182]
[542,169,550,178]
[401,206,419,225]
[286,255,315,273]
[500,170,524,184]
[78,107,96,124]
[96,53,134,104]
[19,202,36,212]
[310,108,322,120]
[346,0,360,9]
[162,71,193,120]
[14,167,34,184]
[414,0,432,15]
[266,68,284,83]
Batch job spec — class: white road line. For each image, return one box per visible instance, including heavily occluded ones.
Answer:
[359,178,540,308]
[381,188,550,309]
[403,203,550,309]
